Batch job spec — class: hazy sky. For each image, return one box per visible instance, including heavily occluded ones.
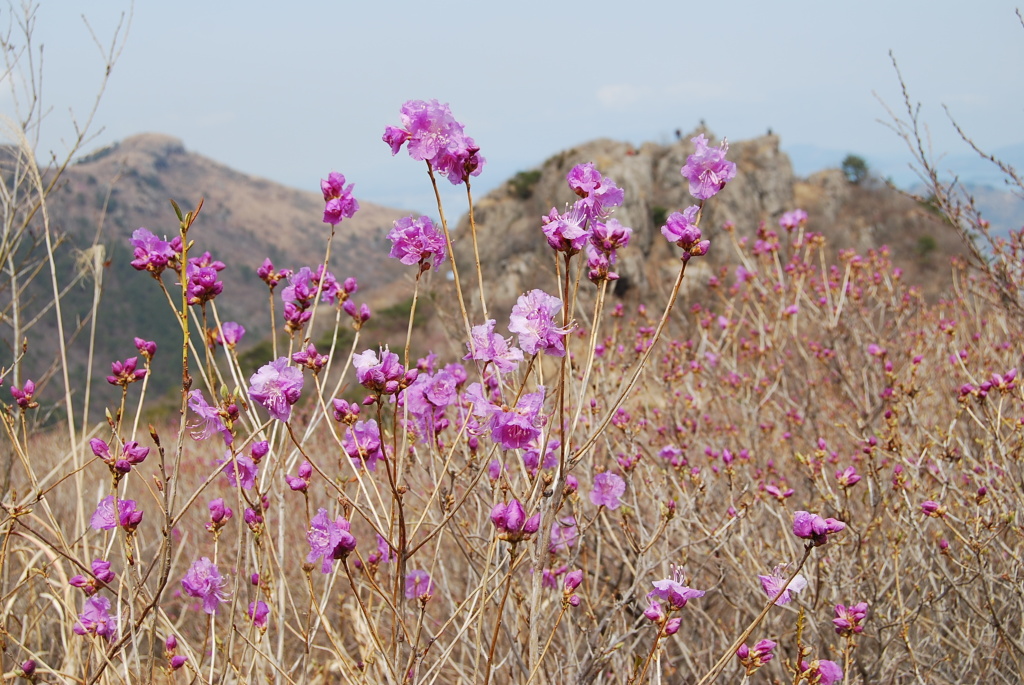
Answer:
[8,1,1024,212]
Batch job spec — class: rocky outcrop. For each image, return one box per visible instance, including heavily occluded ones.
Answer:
[454,131,963,318]
[455,131,798,315]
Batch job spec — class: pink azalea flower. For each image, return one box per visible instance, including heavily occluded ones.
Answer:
[73,595,117,640]
[405,570,433,599]
[220,452,258,490]
[387,215,447,270]
[758,565,808,605]
[248,357,304,422]
[779,209,808,230]
[321,171,359,226]
[181,557,229,614]
[549,516,579,553]
[680,134,737,200]
[188,390,233,445]
[835,466,861,487]
[566,162,624,221]
[792,510,845,546]
[342,419,386,471]
[833,602,869,636]
[490,499,540,542]
[648,566,705,610]
[541,202,591,254]
[306,508,357,573]
[215,321,245,348]
[490,387,546,450]
[353,346,408,395]
[383,100,484,185]
[661,205,709,260]
[464,320,524,373]
[589,472,626,510]
[800,659,843,685]
[248,600,270,630]
[508,290,568,357]
[129,227,177,274]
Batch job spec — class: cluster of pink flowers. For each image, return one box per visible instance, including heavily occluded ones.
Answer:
[69,559,115,596]
[383,99,484,185]
[465,320,524,373]
[587,218,632,282]
[9,379,36,410]
[91,495,143,533]
[542,163,625,257]
[659,135,737,260]
[181,557,229,614]
[792,510,846,546]
[73,596,117,640]
[508,290,568,357]
[321,171,359,226]
[185,252,225,305]
[106,356,147,387]
[737,639,776,675]
[680,134,737,200]
[779,208,808,230]
[661,205,708,261]
[643,566,704,636]
[833,601,869,637]
[354,346,414,396]
[129,227,181,275]
[466,383,546,450]
[306,508,357,573]
[387,215,447,271]
[490,499,540,543]
[90,438,149,476]
[248,357,304,422]
[342,419,387,471]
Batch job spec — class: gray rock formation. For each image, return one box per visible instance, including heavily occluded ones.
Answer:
[454,131,797,316]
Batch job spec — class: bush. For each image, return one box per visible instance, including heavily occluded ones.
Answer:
[842,154,869,184]
[509,169,542,199]
[5,56,1024,685]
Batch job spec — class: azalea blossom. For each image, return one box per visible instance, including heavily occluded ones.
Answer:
[680,134,737,200]
[321,171,359,226]
[73,595,117,640]
[405,570,434,599]
[833,602,869,636]
[589,472,626,510]
[464,320,524,373]
[792,510,846,546]
[758,564,808,605]
[387,215,447,270]
[181,557,229,614]
[248,357,304,422]
[306,508,357,573]
[508,290,567,357]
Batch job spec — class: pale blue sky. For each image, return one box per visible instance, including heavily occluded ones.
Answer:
[9,1,1024,212]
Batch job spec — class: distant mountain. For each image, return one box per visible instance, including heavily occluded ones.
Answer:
[20,133,412,405]
[12,131,984,412]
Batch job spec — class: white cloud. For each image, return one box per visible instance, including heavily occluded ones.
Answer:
[596,84,653,109]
